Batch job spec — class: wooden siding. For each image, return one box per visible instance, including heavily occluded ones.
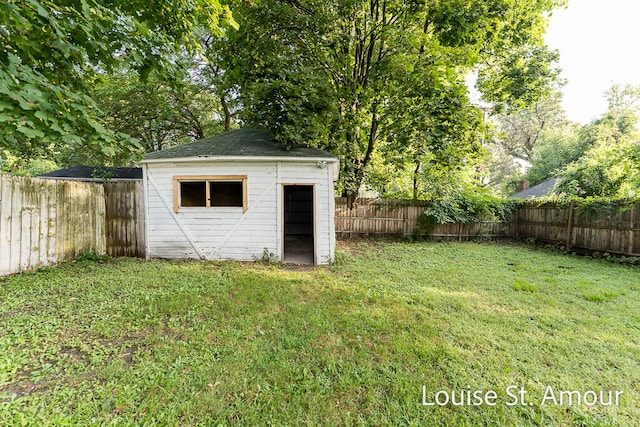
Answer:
[104,181,146,257]
[0,175,106,275]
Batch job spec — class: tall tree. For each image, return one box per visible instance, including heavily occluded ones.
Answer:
[484,85,581,193]
[604,83,640,124]
[521,125,581,186]
[555,136,640,198]
[0,0,235,166]
[554,85,640,198]
[197,33,243,132]
[92,71,229,156]
[492,86,569,163]
[217,0,563,201]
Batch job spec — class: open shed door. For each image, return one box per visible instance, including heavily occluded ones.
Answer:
[283,185,314,264]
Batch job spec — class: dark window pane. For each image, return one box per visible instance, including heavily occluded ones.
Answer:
[180,181,206,207]
[210,181,243,207]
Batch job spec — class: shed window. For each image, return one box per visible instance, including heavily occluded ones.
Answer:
[180,181,207,207]
[210,181,243,207]
[174,175,247,212]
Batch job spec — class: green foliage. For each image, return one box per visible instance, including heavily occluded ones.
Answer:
[76,251,110,263]
[486,86,583,194]
[490,83,640,198]
[0,150,58,176]
[253,248,280,264]
[522,125,585,186]
[575,197,632,218]
[377,160,522,228]
[478,45,561,113]
[217,0,563,198]
[421,187,521,226]
[496,87,570,160]
[93,70,229,155]
[604,83,640,122]
[332,249,349,265]
[538,84,640,198]
[1,0,233,167]
[555,138,640,198]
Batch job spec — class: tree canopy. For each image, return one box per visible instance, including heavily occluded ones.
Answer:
[212,0,563,200]
[553,84,640,198]
[0,0,234,166]
[2,0,566,200]
[489,83,640,199]
[92,71,230,155]
[485,84,580,192]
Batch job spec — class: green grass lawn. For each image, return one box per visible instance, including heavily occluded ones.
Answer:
[0,240,638,426]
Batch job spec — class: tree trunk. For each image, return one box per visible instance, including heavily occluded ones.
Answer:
[413,160,421,200]
[221,95,231,131]
[343,112,380,208]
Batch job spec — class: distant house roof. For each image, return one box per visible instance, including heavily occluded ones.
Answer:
[510,178,561,199]
[142,128,337,162]
[38,166,142,181]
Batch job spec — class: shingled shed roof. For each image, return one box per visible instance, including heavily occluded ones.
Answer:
[38,166,142,181]
[142,128,337,161]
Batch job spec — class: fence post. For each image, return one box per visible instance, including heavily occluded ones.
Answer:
[565,201,575,253]
[403,203,408,236]
[629,206,636,255]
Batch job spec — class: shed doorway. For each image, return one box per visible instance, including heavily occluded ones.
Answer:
[283,185,314,264]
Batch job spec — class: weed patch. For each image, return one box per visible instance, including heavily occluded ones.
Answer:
[582,290,619,302]
[513,279,538,292]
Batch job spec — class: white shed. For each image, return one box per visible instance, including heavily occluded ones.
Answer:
[140,128,339,265]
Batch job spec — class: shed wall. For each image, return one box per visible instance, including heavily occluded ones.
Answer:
[144,161,336,264]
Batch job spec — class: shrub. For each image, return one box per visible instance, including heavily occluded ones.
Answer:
[76,252,110,263]
[415,188,522,239]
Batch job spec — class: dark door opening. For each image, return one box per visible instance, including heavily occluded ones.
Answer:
[283,185,314,264]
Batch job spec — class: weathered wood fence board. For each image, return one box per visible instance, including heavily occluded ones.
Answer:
[430,221,509,240]
[514,204,570,242]
[1,176,146,276]
[3,179,639,276]
[0,175,107,276]
[514,202,640,256]
[337,198,640,256]
[104,181,145,257]
[335,198,509,241]
[335,198,424,237]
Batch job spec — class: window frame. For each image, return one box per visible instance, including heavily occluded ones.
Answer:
[173,175,248,213]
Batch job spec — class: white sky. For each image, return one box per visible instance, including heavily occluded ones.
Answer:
[545,0,640,124]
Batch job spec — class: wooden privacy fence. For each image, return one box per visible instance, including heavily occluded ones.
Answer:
[104,181,145,257]
[0,175,145,276]
[335,198,509,240]
[3,180,639,276]
[336,198,640,256]
[335,198,424,237]
[515,202,640,256]
[0,175,106,275]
